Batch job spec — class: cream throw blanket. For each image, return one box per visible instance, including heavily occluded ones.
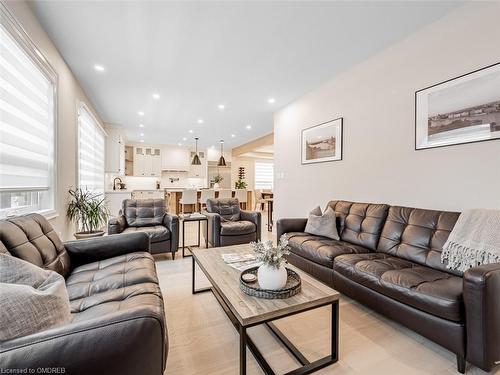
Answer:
[441,209,500,272]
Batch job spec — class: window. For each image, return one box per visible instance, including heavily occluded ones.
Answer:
[0,7,57,219]
[78,104,105,194]
[254,162,274,190]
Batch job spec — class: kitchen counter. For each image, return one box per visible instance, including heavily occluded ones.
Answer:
[105,190,133,194]
[165,189,254,214]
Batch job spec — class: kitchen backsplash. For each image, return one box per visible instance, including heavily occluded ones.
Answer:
[105,172,207,191]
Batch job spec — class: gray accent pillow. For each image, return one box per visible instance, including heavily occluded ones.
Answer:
[305,206,340,240]
[0,254,72,342]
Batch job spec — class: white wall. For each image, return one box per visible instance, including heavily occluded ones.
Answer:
[274,3,500,222]
[4,1,104,239]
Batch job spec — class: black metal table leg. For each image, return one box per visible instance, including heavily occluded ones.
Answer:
[191,255,212,294]
[182,220,186,257]
[240,325,247,375]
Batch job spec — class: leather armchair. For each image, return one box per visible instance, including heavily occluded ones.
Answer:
[108,198,179,259]
[203,198,261,247]
[0,213,167,375]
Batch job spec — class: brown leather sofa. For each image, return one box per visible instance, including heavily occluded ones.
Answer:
[0,214,167,375]
[277,200,500,373]
[108,198,179,259]
[203,198,261,247]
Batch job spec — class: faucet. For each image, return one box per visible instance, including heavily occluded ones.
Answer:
[113,177,123,190]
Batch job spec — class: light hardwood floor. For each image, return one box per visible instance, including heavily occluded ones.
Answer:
[154,213,499,375]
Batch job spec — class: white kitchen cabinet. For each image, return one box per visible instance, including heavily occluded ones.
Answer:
[132,190,164,199]
[133,147,161,177]
[188,163,207,178]
[105,191,132,217]
[105,128,125,174]
[161,146,190,171]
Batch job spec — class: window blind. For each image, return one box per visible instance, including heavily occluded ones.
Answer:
[78,105,105,194]
[0,25,55,192]
[255,162,274,190]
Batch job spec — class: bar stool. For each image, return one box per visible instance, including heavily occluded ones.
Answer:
[198,189,215,212]
[179,189,198,213]
[218,189,232,199]
[235,189,248,209]
[254,189,266,211]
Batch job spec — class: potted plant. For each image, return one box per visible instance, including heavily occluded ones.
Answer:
[252,235,290,290]
[67,187,109,239]
[235,179,247,189]
[212,174,223,190]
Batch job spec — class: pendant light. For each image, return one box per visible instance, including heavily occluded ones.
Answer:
[191,137,201,165]
[217,139,227,167]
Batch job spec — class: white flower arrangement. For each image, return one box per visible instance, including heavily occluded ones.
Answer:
[251,235,290,269]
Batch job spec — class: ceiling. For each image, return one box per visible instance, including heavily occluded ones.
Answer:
[30,1,462,148]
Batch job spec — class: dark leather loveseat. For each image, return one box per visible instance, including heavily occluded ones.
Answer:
[0,214,167,375]
[277,200,500,373]
[203,198,261,247]
[108,198,179,259]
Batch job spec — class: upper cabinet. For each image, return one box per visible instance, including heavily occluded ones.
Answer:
[133,147,161,177]
[105,127,126,174]
[161,146,190,171]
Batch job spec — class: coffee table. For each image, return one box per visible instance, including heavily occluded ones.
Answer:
[192,245,339,375]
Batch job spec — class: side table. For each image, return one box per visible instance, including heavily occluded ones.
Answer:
[180,214,209,257]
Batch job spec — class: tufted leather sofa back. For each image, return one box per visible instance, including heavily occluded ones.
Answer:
[123,199,166,227]
[206,198,241,221]
[326,200,389,251]
[377,206,461,275]
[0,213,71,277]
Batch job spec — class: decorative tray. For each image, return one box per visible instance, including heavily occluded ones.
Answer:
[240,266,301,299]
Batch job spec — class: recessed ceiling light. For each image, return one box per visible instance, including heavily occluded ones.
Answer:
[182,137,187,141]
[140,139,144,143]
[188,129,193,133]
[139,124,144,128]
[268,97,275,104]
[197,118,204,124]
[152,93,160,100]
[246,125,252,130]
[138,111,144,116]
[231,134,236,138]
[94,64,105,72]
[218,104,225,110]
[140,133,144,136]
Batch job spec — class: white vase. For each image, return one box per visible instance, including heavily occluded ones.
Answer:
[257,264,287,290]
[213,183,220,190]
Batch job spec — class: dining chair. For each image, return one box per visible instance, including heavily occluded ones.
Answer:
[198,189,215,212]
[254,189,266,211]
[179,189,198,213]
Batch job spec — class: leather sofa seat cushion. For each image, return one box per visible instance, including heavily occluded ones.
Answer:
[122,226,170,243]
[220,220,256,236]
[66,252,158,303]
[287,232,371,269]
[334,253,464,322]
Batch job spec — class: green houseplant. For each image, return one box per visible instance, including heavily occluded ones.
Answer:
[67,187,109,239]
[212,174,223,189]
[235,179,247,189]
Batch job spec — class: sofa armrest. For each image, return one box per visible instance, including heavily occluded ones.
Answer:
[108,215,127,234]
[203,211,221,247]
[163,213,179,252]
[65,232,150,267]
[463,262,500,372]
[0,306,166,375]
[276,218,308,240]
[240,210,262,241]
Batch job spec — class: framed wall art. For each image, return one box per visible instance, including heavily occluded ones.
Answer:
[415,62,500,150]
[301,117,343,164]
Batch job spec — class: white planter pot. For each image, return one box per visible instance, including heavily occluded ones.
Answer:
[213,183,220,190]
[257,264,287,290]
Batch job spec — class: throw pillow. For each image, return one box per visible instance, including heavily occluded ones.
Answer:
[304,206,340,240]
[0,254,72,341]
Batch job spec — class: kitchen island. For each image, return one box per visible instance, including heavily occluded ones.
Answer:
[165,189,253,214]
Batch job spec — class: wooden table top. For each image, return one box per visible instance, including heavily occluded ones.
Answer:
[192,244,339,327]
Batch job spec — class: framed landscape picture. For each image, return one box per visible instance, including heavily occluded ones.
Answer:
[301,117,343,164]
[415,62,500,150]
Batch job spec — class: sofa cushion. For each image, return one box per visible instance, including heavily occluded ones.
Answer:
[326,200,389,251]
[220,220,256,236]
[305,206,339,240]
[286,232,371,268]
[377,206,460,275]
[123,199,166,227]
[66,252,158,303]
[0,213,71,277]
[122,226,170,243]
[334,253,464,322]
[206,198,241,221]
